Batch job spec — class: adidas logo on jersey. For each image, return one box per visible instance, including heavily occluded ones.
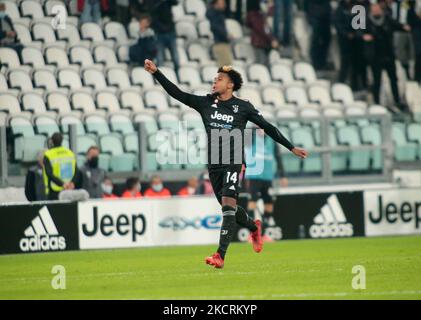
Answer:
[19,206,66,252]
[309,195,354,238]
[210,111,234,123]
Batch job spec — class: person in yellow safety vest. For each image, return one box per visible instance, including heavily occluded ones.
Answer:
[43,132,80,200]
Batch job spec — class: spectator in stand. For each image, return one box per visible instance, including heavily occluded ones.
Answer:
[144,0,180,75]
[408,0,421,84]
[225,0,243,24]
[177,176,199,197]
[121,177,143,198]
[361,3,410,110]
[197,172,214,195]
[79,0,108,24]
[129,14,157,65]
[272,0,293,47]
[0,3,23,55]
[102,177,118,199]
[246,0,279,65]
[79,146,106,199]
[304,0,332,71]
[207,0,233,67]
[334,0,356,84]
[144,175,171,197]
[24,150,46,201]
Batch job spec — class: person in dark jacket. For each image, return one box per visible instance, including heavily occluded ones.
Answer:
[129,14,157,65]
[79,146,106,199]
[361,3,410,109]
[304,0,332,70]
[143,0,180,74]
[25,150,47,202]
[408,1,421,83]
[206,0,233,67]
[0,3,23,55]
[246,0,279,65]
[334,0,356,84]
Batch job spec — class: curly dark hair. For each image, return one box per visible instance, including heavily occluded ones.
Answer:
[217,66,243,91]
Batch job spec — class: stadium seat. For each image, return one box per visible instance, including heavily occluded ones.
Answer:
[123,133,158,171]
[85,114,111,136]
[110,114,135,135]
[99,135,136,172]
[69,46,103,71]
[56,23,90,48]
[133,112,159,136]
[291,126,321,173]
[34,115,60,137]
[71,92,103,115]
[45,0,78,26]
[308,85,342,109]
[188,43,213,65]
[158,112,180,131]
[248,64,272,86]
[131,67,156,89]
[32,22,66,48]
[176,21,198,41]
[8,70,42,95]
[82,68,116,92]
[21,0,45,19]
[106,67,140,91]
[337,125,371,171]
[104,21,131,45]
[270,63,302,87]
[184,0,207,20]
[329,128,347,172]
[391,123,418,161]
[233,42,255,64]
[293,62,329,87]
[45,47,79,72]
[261,86,290,109]
[200,65,218,84]
[144,89,170,110]
[33,69,66,94]
[46,92,81,117]
[13,23,37,48]
[0,94,25,116]
[93,45,127,70]
[361,124,383,170]
[57,68,92,93]
[0,48,31,72]
[197,19,213,40]
[21,92,52,115]
[120,89,146,112]
[96,91,129,114]
[407,123,421,158]
[80,22,114,47]
[285,86,319,109]
[9,116,46,162]
[21,47,54,72]
[225,19,244,40]
[60,115,86,135]
[331,83,367,109]
[179,66,202,87]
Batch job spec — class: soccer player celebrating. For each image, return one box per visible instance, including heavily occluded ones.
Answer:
[144,59,308,268]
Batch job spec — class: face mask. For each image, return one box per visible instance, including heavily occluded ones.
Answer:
[88,156,99,168]
[187,186,196,195]
[152,183,163,192]
[102,184,113,195]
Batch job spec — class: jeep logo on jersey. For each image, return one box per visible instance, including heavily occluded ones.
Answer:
[81,206,146,242]
[19,206,66,252]
[309,194,354,238]
[210,111,234,123]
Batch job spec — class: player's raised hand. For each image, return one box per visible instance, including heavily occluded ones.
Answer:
[144,59,157,74]
[292,147,309,159]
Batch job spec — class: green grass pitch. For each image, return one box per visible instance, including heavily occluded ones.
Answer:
[1,235,420,300]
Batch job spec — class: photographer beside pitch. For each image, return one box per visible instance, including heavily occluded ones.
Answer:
[144,59,308,268]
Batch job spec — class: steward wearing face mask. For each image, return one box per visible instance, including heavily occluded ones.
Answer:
[79,146,106,199]
[144,175,171,198]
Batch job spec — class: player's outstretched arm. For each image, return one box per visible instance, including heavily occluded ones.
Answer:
[248,107,308,159]
[144,59,199,108]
